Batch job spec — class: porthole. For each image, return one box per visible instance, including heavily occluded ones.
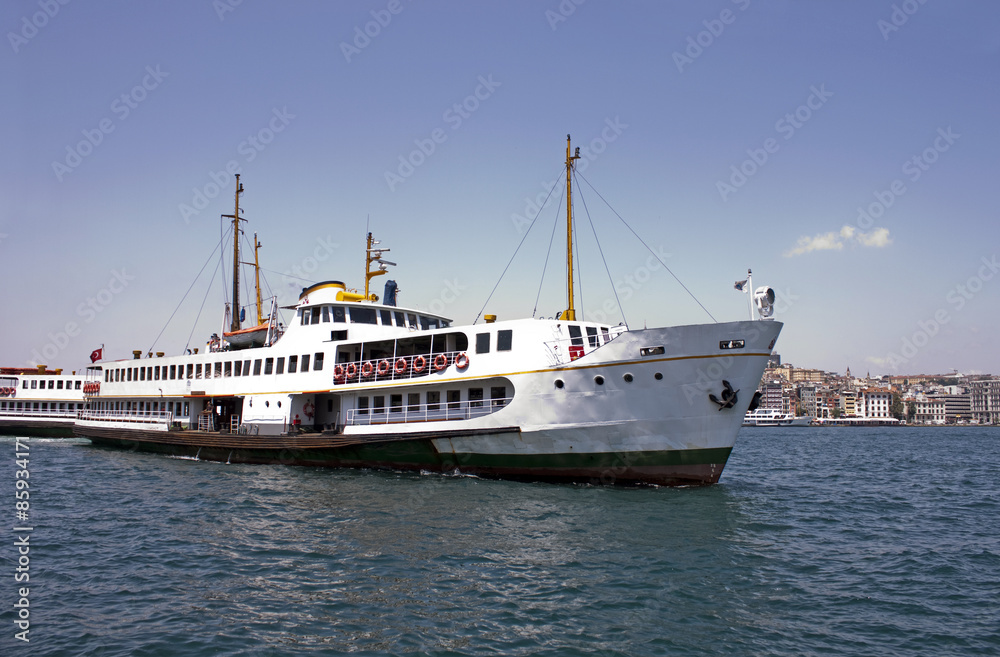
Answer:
[554,379,565,389]
[594,375,605,386]
[277,401,282,408]
[623,373,634,383]
[654,372,663,381]
[265,401,270,408]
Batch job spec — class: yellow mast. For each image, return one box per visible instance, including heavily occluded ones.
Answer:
[562,135,581,321]
[364,232,388,301]
[222,174,245,332]
[253,233,263,326]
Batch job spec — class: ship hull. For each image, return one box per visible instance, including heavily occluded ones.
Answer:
[77,424,731,486]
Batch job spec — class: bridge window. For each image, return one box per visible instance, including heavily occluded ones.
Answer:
[332,306,346,323]
[380,309,392,326]
[351,308,377,324]
[322,306,330,322]
[469,388,483,408]
[498,330,512,351]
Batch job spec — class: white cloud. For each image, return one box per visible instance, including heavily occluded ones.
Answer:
[784,225,892,257]
[857,227,892,248]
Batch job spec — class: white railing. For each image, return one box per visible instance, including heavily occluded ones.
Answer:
[0,408,78,419]
[346,396,513,426]
[333,350,466,386]
[76,409,175,429]
[544,325,627,366]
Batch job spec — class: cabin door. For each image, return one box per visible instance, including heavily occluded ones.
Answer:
[213,397,243,433]
[312,394,342,432]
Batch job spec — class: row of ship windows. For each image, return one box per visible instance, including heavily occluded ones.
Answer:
[12,380,83,390]
[300,305,451,330]
[92,400,189,416]
[106,353,327,382]
[0,401,83,411]
[357,386,508,414]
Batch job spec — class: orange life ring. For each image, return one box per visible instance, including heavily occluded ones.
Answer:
[346,363,358,379]
[455,352,469,369]
[376,359,390,376]
[361,361,374,378]
[433,354,448,371]
[412,355,427,373]
[394,357,408,374]
[334,364,345,380]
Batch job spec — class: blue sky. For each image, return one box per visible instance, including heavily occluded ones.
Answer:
[2,0,998,377]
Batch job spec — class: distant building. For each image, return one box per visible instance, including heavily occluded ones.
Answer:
[970,379,1000,424]
[840,391,858,417]
[914,395,946,424]
[798,385,818,417]
[860,388,892,419]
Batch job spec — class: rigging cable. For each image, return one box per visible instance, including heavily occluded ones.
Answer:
[146,223,232,355]
[573,172,628,328]
[474,168,565,324]
[183,254,223,354]
[531,181,567,318]
[575,171,717,323]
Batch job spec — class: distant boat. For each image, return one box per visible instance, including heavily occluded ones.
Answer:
[0,367,87,437]
[743,408,813,427]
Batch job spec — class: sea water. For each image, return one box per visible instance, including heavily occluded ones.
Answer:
[1,427,998,656]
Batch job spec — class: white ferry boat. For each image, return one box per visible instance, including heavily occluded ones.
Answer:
[0,366,88,437]
[742,408,813,427]
[76,138,783,485]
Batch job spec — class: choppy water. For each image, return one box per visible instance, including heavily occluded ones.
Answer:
[2,427,999,656]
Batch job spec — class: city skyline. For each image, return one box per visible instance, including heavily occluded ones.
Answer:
[3,2,998,375]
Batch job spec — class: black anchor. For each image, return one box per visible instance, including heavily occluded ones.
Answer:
[709,380,740,411]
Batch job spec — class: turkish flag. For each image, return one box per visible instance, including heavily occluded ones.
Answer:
[90,348,103,363]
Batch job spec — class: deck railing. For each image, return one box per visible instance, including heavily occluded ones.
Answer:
[0,408,78,419]
[345,396,513,426]
[77,409,175,429]
[544,325,627,366]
